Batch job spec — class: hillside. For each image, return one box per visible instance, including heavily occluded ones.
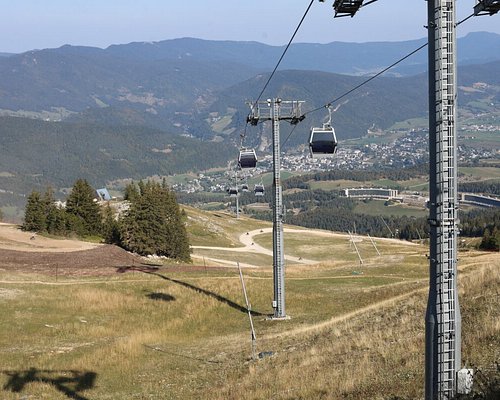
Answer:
[105,32,500,76]
[0,209,497,399]
[0,116,236,195]
[208,60,500,146]
[0,33,499,139]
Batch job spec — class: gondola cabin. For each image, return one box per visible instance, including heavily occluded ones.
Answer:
[254,184,265,197]
[238,148,257,169]
[227,187,239,198]
[309,125,338,158]
[241,184,249,192]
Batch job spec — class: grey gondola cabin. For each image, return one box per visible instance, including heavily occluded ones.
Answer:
[254,184,265,196]
[227,187,239,198]
[238,148,257,169]
[309,125,338,158]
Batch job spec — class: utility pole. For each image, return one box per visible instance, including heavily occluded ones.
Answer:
[247,99,304,318]
[425,1,461,398]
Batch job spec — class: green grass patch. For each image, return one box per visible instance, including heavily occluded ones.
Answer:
[1,208,494,399]
[459,166,500,180]
[353,199,427,218]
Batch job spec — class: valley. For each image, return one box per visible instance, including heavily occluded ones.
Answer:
[0,20,499,399]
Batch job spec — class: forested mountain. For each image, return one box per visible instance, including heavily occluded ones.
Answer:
[208,60,500,145]
[0,33,499,221]
[0,33,498,121]
[0,61,498,196]
[0,116,235,193]
[0,33,498,145]
[105,32,500,75]
[0,46,260,114]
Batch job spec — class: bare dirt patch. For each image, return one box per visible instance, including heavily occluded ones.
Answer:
[0,245,145,277]
[0,223,99,252]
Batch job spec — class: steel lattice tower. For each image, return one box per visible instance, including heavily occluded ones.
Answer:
[247,99,303,318]
[425,1,461,398]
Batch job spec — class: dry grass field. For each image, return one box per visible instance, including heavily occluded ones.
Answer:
[0,211,498,399]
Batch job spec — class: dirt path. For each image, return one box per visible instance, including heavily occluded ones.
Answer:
[191,227,315,267]
[0,223,100,252]
[191,227,417,268]
[264,285,427,340]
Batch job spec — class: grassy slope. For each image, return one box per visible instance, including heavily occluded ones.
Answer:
[0,208,498,399]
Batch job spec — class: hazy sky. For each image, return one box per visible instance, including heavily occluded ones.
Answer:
[1,0,499,53]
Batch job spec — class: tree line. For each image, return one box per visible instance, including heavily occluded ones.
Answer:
[247,193,500,251]
[23,179,191,261]
[458,181,500,196]
[281,165,428,191]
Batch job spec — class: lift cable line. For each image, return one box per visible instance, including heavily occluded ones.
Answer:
[254,0,316,105]
[280,42,427,150]
[304,42,427,117]
[279,11,475,151]
[304,10,474,118]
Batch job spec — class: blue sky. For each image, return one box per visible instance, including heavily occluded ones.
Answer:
[1,0,499,53]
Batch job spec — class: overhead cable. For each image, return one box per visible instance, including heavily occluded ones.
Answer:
[254,0,316,104]
[302,42,428,117]
[303,11,474,118]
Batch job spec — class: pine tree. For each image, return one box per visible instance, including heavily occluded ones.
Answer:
[124,181,139,202]
[479,227,500,251]
[120,181,191,261]
[43,187,65,235]
[23,191,46,232]
[66,179,102,236]
[102,204,121,245]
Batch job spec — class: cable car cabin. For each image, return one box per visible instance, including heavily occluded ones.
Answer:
[227,187,239,198]
[238,148,257,169]
[241,184,249,192]
[254,184,265,197]
[309,126,338,158]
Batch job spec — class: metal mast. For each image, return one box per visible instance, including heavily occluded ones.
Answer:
[425,1,461,398]
[247,99,304,318]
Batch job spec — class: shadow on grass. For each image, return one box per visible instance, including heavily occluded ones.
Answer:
[2,368,96,400]
[117,266,267,317]
[146,292,175,302]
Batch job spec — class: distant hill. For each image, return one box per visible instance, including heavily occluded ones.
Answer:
[0,32,498,121]
[0,34,498,205]
[0,46,260,116]
[0,52,14,58]
[0,116,236,194]
[206,60,500,146]
[0,60,497,196]
[105,32,500,76]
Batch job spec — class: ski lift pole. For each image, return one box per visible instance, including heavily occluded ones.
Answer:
[236,195,239,219]
[368,234,381,256]
[237,262,257,360]
[246,99,304,319]
[348,230,364,265]
[380,216,394,238]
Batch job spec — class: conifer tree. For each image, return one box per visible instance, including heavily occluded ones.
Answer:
[66,179,102,236]
[102,203,121,245]
[120,181,191,261]
[23,191,46,232]
[124,181,139,202]
[42,187,65,235]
